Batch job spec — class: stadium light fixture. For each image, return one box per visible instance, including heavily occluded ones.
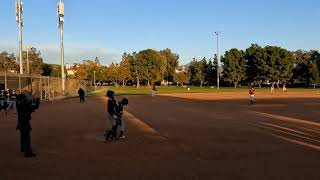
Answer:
[214,31,221,90]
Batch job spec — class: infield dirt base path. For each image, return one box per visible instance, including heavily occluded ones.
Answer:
[0,92,320,180]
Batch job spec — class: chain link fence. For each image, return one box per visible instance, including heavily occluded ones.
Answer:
[0,72,91,101]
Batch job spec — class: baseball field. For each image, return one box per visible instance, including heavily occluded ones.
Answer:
[0,91,320,180]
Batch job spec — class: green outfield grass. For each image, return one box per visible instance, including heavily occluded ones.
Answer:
[90,86,319,96]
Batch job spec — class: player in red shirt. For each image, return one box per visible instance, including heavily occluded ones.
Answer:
[249,87,255,104]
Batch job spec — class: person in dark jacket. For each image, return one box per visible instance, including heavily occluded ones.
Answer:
[104,90,118,141]
[78,88,85,103]
[0,90,5,112]
[16,93,40,158]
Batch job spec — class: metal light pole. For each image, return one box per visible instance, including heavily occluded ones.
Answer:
[58,0,65,93]
[16,0,23,74]
[93,71,96,91]
[214,31,221,90]
[167,60,169,86]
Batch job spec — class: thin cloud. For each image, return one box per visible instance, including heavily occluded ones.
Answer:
[0,43,121,65]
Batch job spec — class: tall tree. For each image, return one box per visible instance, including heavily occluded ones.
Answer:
[264,46,294,88]
[189,58,205,86]
[173,72,189,86]
[292,50,311,86]
[0,51,17,72]
[245,44,267,87]
[160,49,179,83]
[221,48,246,88]
[41,63,53,76]
[309,60,319,88]
[138,49,163,86]
[128,52,144,88]
[22,47,44,75]
[117,53,132,86]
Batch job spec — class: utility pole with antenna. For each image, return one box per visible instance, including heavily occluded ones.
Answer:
[16,0,23,74]
[58,0,65,93]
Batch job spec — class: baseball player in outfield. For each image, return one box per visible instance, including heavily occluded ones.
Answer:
[249,87,255,104]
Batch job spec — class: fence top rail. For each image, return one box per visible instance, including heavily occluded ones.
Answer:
[0,72,50,78]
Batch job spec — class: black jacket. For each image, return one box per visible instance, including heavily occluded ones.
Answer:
[16,95,40,131]
[107,99,116,115]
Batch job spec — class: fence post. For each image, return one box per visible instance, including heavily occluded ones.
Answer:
[48,77,50,101]
[19,74,22,93]
[30,75,33,93]
[39,76,42,102]
[4,71,7,90]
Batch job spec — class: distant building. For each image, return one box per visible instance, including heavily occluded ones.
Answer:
[66,63,77,76]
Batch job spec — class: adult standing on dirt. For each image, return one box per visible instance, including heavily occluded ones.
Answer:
[107,90,117,127]
[16,93,40,158]
[78,88,85,103]
[104,90,118,141]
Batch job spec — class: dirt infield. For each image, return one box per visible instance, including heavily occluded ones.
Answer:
[0,92,320,180]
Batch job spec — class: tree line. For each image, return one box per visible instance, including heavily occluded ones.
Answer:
[221,44,320,88]
[71,49,179,87]
[1,44,319,88]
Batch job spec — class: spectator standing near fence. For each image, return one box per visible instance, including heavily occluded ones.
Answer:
[16,93,40,158]
[78,88,85,103]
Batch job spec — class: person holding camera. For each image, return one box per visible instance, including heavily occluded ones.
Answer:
[16,93,40,158]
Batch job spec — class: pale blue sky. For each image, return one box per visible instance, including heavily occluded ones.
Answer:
[0,0,320,65]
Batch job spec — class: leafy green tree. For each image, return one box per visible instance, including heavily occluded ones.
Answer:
[41,63,53,76]
[309,60,319,88]
[189,58,206,86]
[221,48,246,88]
[264,46,294,88]
[74,60,102,83]
[245,44,267,87]
[0,51,17,72]
[107,63,120,87]
[128,52,144,88]
[118,53,132,86]
[292,50,311,86]
[137,49,163,86]
[205,59,213,85]
[173,72,189,86]
[160,49,179,83]
[22,47,44,75]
